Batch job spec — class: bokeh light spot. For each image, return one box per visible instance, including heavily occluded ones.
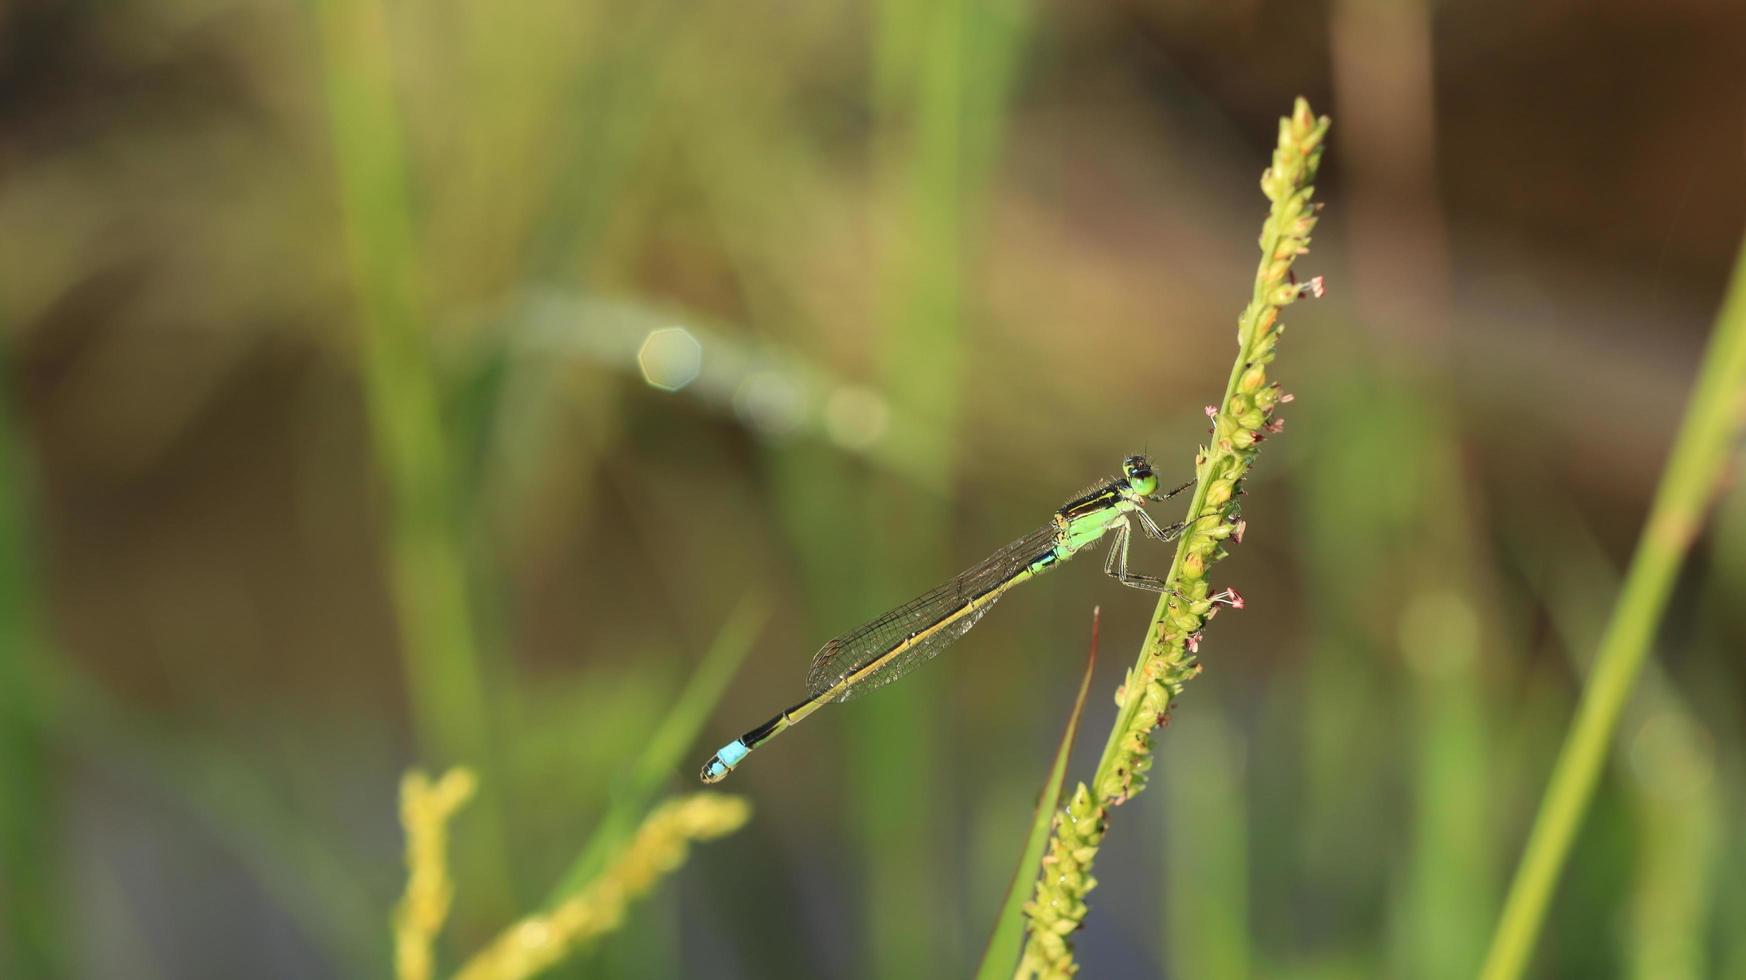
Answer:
[734,371,806,436]
[824,385,890,449]
[637,327,703,392]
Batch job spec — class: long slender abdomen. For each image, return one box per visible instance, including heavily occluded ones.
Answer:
[700,538,1068,782]
[699,695,814,782]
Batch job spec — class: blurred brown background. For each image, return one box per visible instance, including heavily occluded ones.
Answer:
[2,0,1744,977]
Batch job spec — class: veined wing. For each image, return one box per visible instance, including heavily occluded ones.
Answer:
[805,522,1062,702]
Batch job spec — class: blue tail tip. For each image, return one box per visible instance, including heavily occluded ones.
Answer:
[699,739,749,784]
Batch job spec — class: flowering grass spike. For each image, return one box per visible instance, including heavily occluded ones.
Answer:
[1015,97,1330,979]
[388,768,749,980]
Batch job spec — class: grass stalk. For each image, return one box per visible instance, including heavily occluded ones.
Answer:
[1016,98,1330,978]
[1395,590,1491,978]
[1161,711,1251,980]
[856,42,959,961]
[0,314,63,978]
[1502,481,1720,977]
[388,768,749,980]
[311,0,515,915]
[311,0,495,778]
[20,624,386,971]
[858,0,1034,973]
[975,609,1102,980]
[1478,240,1746,978]
[545,594,765,903]
[451,793,750,980]
[396,769,480,980]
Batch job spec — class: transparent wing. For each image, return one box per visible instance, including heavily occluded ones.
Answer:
[805,522,1062,702]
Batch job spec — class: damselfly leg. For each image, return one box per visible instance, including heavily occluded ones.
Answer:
[1102,518,1172,592]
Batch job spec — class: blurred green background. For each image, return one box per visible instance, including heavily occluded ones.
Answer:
[3,0,1744,977]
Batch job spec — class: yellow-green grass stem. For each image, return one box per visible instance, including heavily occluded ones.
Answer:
[1161,711,1251,980]
[547,594,765,903]
[452,793,750,980]
[311,0,495,780]
[311,0,512,913]
[975,610,1102,980]
[394,769,479,980]
[1503,479,1721,978]
[0,309,63,978]
[1016,99,1329,978]
[1092,100,1329,807]
[859,1,1037,975]
[860,0,966,967]
[1478,232,1746,980]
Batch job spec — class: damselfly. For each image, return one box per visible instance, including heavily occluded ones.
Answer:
[700,454,1198,783]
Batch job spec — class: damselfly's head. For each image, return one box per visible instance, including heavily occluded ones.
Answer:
[1122,455,1159,497]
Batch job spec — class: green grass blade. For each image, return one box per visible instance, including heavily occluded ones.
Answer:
[546,593,766,903]
[1162,710,1251,980]
[309,0,515,912]
[309,0,496,773]
[1496,488,1722,979]
[0,308,63,978]
[859,0,1023,971]
[973,608,1101,980]
[1479,231,1746,980]
[24,652,384,973]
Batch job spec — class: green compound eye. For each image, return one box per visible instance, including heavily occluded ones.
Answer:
[1122,455,1158,496]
